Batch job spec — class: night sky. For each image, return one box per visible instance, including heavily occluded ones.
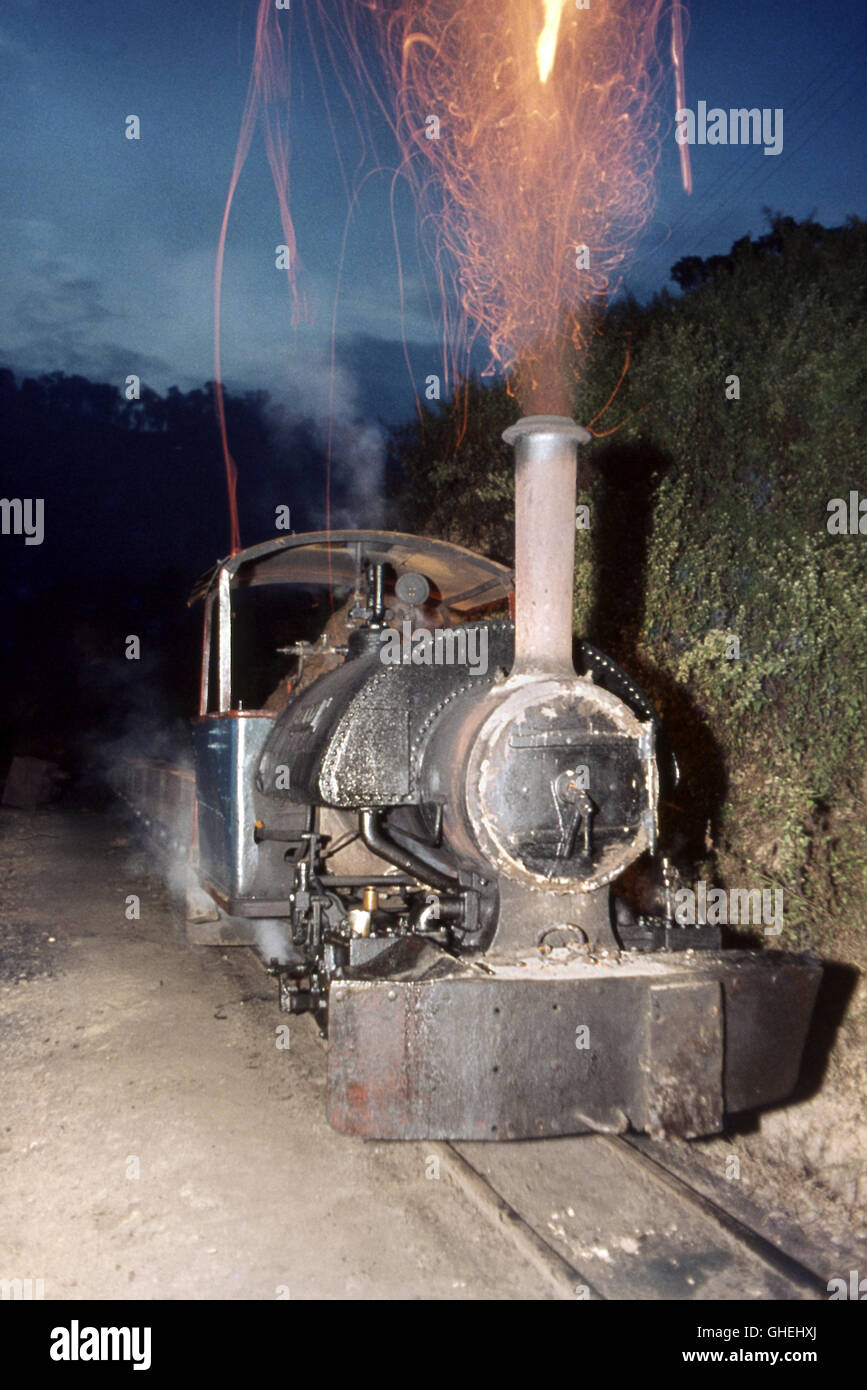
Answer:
[1,0,864,426]
[0,0,865,751]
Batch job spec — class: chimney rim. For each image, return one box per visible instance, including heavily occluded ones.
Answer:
[502,414,591,448]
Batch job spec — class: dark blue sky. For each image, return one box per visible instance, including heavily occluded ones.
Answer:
[1,0,864,428]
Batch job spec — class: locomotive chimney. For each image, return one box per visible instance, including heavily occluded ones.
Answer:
[502,415,591,676]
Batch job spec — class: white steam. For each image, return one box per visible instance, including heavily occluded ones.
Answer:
[265,350,387,528]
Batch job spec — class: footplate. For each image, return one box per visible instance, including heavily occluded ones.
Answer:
[327,949,821,1140]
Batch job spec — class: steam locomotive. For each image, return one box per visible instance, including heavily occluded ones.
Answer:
[121,416,821,1141]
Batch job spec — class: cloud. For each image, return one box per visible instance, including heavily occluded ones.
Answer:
[15,271,111,333]
[0,216,209,390]
[0,258,176,386]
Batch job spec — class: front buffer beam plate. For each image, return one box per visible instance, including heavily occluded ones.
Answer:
[327,950,820,1141]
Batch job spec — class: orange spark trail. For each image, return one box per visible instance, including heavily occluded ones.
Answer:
[214,0,304,555]
[671,2,693,194]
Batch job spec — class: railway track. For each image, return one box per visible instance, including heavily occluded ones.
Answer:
[304,1008,829,1302]
[432,1131,830,1301]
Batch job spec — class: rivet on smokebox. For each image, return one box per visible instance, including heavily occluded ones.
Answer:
[387,989,397,1001]
[348,908,371,938]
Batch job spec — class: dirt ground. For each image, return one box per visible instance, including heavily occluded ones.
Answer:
[0,807,554,1300]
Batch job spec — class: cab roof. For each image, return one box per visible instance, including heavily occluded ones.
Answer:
[189,529,512,614]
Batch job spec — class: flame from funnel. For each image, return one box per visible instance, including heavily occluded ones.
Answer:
[537,0,568,84]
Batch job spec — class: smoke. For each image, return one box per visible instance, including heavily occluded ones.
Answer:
[79,662,304,966]
[251,917,296,967]
[76,649,192,795]
[264,349,387,530]
[69,643,200,914]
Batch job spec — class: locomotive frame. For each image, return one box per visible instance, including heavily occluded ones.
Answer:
[118,418,822,1142]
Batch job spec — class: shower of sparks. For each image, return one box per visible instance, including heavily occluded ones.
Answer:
[354,0,678,413]
[214,0,692,536]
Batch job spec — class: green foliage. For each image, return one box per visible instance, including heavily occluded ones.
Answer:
[390,378,518,562]
[389,215,867,951]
